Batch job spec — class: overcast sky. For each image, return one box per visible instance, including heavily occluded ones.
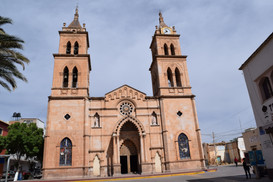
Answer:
[1,0,273,143]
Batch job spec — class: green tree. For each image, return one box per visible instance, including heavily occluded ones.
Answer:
[0,122,44,168]
[0,16,30,91]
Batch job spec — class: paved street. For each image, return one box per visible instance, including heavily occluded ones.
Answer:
[27,164,271,182]
[106,165,271,182]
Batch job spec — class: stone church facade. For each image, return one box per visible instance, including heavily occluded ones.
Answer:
[43,9,205,179]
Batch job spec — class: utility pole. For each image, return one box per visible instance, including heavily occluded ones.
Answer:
[239,118,243,133]
[212,132,218,165]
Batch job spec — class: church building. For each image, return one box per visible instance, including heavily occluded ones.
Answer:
[43,8,205,179]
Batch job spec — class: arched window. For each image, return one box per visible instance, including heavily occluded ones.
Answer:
[167,68,174,87]
[94,113,100,127]
[175,68,182,87]
[178,133,190,159]
[259,77,273,101]
[74,41,79,55]
[170,44,175,55]
[63,67,69,88]
[66,41,71,54]
[72,67,78,88]
[164,44,168,55]
[59,138,72,166]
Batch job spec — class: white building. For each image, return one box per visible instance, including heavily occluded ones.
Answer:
[9,118,45,134]
[239,32,273,179]
[237,137,246,160]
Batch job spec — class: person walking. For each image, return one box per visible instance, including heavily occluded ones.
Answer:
[243,158,251,179]
[234,157,238,167]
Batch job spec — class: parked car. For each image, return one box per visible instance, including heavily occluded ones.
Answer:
[22,170,31,180]
[1,170,15,179]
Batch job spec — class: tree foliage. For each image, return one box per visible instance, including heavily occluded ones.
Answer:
[0,122,44,166]
[0,16,30,91]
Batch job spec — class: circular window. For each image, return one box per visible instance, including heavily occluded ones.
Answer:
[120,102,134,116]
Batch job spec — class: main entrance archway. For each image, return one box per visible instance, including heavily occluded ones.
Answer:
[119,121,140,174]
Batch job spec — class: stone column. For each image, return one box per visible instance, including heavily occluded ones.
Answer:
[117,135,120,164]
[140,132,150,173]
[112,133,121,175]
[113,133,117,164]
[140,134,145,163]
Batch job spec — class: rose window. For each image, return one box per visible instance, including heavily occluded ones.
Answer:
[120,102,134,116]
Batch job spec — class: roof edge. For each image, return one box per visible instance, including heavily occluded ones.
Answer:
[239,32,273,70]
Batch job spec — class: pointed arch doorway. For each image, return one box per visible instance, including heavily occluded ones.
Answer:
[119,121,140,174]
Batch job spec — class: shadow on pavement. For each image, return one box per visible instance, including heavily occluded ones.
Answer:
[188,175,271,182]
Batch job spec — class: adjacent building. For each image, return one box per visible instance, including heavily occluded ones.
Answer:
[203,138,245,165]
[242,128,262,152]
[43,9,205,179]
[239,32,273,179]
[0,120,9,178]
[9,118,45,131]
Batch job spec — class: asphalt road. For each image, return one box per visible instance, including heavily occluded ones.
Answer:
[98,165,271,182]
[23,164,272,182]
[115,165,271,182]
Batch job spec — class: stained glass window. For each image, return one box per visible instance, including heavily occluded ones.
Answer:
[178,133,190,159]
[60,138,72,166]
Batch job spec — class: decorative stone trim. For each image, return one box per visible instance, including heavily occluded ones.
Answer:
[88,150,104,153]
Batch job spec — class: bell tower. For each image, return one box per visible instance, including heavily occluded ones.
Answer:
[44,8,91,178]
[150,12,192,97]
[51,7,91,97]
[149,13,205,171]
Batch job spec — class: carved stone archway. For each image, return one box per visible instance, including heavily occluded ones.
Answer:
[111,116,146,175]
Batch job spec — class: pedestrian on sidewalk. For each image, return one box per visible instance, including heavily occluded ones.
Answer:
[234,157,238,167]
[243,158,251,179]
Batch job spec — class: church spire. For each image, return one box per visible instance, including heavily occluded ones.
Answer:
[68,6,82,28]
[159,12,168,28]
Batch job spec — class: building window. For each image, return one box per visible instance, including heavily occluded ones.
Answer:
[59,138,72,166]
[167,68,174,87]
[0,128,3,136]
[164,44,168,55]
[175,68,182,87]
[66,41,71,54]
[178,133,190,159]
[170,44,175,55]
[74,41,79,55]
[63,67,69,88]
[259,77,273,101]
[72,67,78,88]
[119,102,134,116]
